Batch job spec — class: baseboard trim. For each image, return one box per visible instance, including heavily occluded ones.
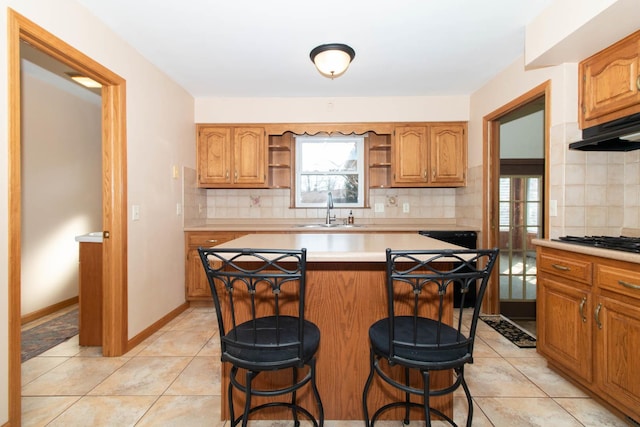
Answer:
[21,296,79,325]
[126,302,190,352]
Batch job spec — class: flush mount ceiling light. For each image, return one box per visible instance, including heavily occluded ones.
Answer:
[66,73,102,88]
[309,43,355,79]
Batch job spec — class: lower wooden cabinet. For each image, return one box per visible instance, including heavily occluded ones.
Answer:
[537,246,640,422]
[185,231,245,302]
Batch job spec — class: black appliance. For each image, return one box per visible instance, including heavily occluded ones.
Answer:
[555,235,640,254]
[419,230,478,308]
[569,112,640,151]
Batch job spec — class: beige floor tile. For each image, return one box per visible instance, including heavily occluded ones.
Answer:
[168,309,217,331]
[164,356,221,396]
[471,337,501,358]
[506,357,589,398]
[21,396,80,427]
[37,335,82,357]
[465,357,546,397]
[137,329,214,356]
[136,395,222,427]
[46,395,157,427]
[22,356,69,386]
[198,335,222,357]
[21,357,127,396]
[474,397,584,426]
[554,397,632,427]
[88,356,191,395]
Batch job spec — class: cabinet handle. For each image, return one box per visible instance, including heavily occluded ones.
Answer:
[225,170,229,179]
[423,170,427,179]
[594,303,603,330]
[636,75,640,91]
[551,264,570,271]
[579,297,587,323]
[206,239,218,243]
[618,279,640,290]
[234,170,238,180]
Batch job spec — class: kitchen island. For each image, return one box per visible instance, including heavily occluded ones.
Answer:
[212,232,463,421]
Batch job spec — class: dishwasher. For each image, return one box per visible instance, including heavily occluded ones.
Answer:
[419,230,478,308]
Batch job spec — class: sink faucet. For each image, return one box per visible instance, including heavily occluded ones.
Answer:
[325,192,336,225]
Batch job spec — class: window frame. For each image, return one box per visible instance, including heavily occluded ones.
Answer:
[294,135,365,208]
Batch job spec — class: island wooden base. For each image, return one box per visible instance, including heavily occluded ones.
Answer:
[220,261,453,421]
[78,242,102,346]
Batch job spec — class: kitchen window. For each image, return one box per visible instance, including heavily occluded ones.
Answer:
[295,135,365,208]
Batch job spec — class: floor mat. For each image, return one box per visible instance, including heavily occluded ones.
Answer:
[21,309,79,362]
[480,315,536,348]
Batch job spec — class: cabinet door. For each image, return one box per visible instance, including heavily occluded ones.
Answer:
[198,127,232,186]
[580,31,640,127]
[595,295,640,417]
[538,275,593,383]
[392,126,428,186]
[430,125,466,186]
[233,127,266,185]
[186,247,212,299]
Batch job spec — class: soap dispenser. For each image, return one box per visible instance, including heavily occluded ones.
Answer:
[347,210,354,224]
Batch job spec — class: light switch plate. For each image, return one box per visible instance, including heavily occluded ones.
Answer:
[132,205,140,221]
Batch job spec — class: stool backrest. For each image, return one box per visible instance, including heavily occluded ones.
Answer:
[385,248,499,367]
[198,247,308,369]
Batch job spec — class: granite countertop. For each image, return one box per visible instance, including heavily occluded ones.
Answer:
[213,233,466,262]
[185,219,478,233]
[532,238,640,264]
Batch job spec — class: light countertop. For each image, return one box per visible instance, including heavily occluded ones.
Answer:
[185,219,477,233]
[213,232,467,262]
[532,238,640,264]
[75,232,103,243]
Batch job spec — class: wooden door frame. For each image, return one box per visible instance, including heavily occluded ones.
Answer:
[7,9,128,424]
[482,81,551,314]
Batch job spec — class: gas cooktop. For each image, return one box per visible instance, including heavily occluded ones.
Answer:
[555,235,640,254]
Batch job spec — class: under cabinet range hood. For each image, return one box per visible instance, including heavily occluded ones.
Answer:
[570,112,640,151]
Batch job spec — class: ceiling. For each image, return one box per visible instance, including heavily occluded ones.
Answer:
[75,0,555,98]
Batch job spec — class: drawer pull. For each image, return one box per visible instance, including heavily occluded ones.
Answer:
[594,303,603,330]
[618,280,640,290]
[551,264,570,271]
[206,239,218,243]
[579,297,587,323]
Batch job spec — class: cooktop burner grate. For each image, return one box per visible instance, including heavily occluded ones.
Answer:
[555,235,640,253]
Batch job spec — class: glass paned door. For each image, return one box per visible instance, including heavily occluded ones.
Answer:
[499,176,541,304]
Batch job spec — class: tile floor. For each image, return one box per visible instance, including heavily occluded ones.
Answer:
[21,307,633,426]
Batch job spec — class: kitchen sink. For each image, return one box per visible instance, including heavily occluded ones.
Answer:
[294,223,364,228]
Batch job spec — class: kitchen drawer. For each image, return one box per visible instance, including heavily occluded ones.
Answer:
[597,264,640,301]
[539,251,593,285]
[187,231,238,247]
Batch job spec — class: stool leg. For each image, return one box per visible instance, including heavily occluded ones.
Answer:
[403,367,410,425]
[458,366,473,427]
[422,370,431,427]
[309,358,324,426]
[241,370,255,427]
[228,367,236,426]
[291,367,299,427]
[362,349,375,427]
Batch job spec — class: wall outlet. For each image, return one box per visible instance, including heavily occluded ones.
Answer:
[403,202,410,213]
[176,202,182,216]
[375,203,384,213]
[132,205,140,221]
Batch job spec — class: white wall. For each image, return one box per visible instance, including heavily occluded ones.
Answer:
[0,1,195,422]
[21,62,102,315]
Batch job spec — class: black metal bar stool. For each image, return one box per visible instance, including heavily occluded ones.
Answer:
[199,247,324,427]
[362,248,499,426]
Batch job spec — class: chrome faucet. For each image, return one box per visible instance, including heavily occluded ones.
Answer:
[325,192,336,225]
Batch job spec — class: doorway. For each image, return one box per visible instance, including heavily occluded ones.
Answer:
[483,82,550,322]
[8,10,128,425]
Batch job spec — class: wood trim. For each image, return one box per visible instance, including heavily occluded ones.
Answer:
[7,9,129,424]
[21,297,79,325]
[482,80,551,314]
[126,303,190,352]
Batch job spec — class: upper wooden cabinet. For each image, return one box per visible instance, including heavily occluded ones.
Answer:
[197,125,266,188]
[579,29,640,128]
[392,123,466,187]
